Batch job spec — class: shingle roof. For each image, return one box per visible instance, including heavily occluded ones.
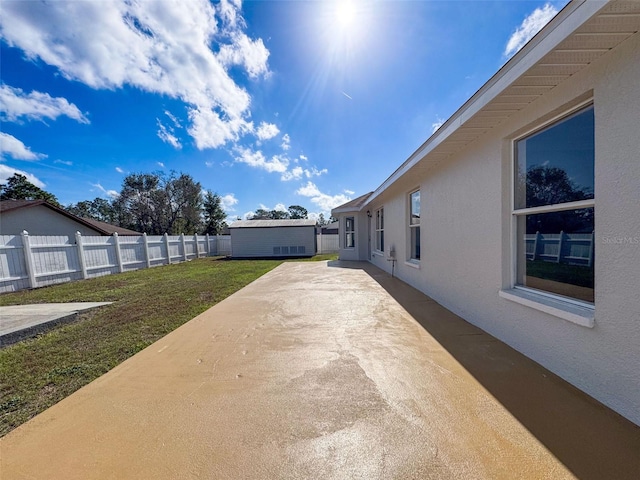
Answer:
[229,219,317,229]
[331,192,373,214]
[0,199,140,235]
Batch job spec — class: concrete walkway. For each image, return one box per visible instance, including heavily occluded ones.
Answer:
[1,261,638,479]
[0,302,112,347]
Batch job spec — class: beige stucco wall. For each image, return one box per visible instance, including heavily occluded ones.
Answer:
[0,206,102,236]
[361,32,640,425]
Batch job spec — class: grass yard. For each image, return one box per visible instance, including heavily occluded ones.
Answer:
[0,254,336,437]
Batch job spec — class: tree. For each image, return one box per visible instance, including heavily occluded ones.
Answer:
[0,173,60,206]
[288,205,308,219]
[316,213,328,226]
[67,197,116,223]
[249,208,290,220]
[525,166,593,234]
[112,171,203,234]
[202,191,227,234]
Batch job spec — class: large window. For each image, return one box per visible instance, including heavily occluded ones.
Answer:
[513,105,594,303]
[409,190,420,260]
[345,216,355,248]
[375,208,384,252]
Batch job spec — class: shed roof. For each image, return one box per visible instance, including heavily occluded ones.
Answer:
[229,219,317,229]
[0,199,141,235]
[333,0,640,213]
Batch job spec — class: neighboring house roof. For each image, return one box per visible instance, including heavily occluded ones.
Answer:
[229,219,317,229]
[0,199,140,235]
[334,1,640,213]
[332,192,373,214]
[79,217,141,236]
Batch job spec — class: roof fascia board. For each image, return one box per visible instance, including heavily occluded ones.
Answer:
[365,0,607,207]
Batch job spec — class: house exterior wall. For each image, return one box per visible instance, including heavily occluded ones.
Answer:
[336,212,368,261]
[362,32,640,425]
[230,226,315,258]
[0,206,102,236]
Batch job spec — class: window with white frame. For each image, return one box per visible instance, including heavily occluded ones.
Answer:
[345,216,355,248]
[409,190,420,260]
[513,104,594,303]
[375,208,384,252]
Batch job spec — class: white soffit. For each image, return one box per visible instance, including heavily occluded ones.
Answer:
[365,0,640,207]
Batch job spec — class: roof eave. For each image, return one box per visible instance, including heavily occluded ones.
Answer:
[363,0,609,208]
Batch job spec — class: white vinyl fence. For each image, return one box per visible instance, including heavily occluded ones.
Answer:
[316,233,339,254]
[0,232,232,293]
[525,231,595,267]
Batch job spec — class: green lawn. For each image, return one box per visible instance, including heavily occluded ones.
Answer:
[526,259,593,288]
[0,254,336,437]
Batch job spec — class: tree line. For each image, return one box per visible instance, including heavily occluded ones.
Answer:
[1,172,226,235]
[1,172,335,235]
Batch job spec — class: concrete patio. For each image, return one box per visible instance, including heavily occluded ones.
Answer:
[1,261,638,479]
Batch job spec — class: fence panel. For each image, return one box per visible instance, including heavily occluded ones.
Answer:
[29,235,83,287]
[525,232,594,266]
[0,235,29,292]
[317,234,339,254]
[119,235,146,270]
[82,236,118,277]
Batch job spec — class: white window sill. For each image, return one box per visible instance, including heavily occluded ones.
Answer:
[372,251,384,257]
[404,260,420,269]
[499,288,594,328]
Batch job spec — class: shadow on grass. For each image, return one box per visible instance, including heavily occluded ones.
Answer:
[327,260,640,480]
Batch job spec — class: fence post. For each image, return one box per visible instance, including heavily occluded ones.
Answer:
[205,233,210,257]
[75,231,88,279]
[143,233,151,268]
[21,230,36,289]
[164,233,171,264]
[194,234,200,258]
[181,233,187,261]
[113,232,124,273]
[531,231,540,261]
[556,231,564,263]
[588,230,595,268]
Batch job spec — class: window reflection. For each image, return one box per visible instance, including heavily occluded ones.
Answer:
[515,106,594,210]
[518,209,594,303]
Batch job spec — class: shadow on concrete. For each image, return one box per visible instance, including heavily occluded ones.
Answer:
[327,260,640,480]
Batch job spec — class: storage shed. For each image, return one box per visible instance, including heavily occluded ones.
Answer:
[229,219,316,258]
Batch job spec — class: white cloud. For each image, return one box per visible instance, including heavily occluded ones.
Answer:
[281,133,291,151]
[164,110,182,128]
[0,0,269,150]
[344,189,355,195]
[0,132,46,161]
[91,183,119,199]
[234,146,289,173]
[157,120,182,149]
[0,164,45,188]
[242,210,254,220]
[281,166,327,182]
[281,166,304,181]
[205,161,215,167]
[504,3,559,58]
[217,32,270,79]
[115,167,124,173]
[296,181,351,213]
[220,193,238,211]
[157,162,165,168]
[299,154,308,161]
[54,159,73,166]
[431,117,445,133]
[255,122,279,141]
[0,84,89,124]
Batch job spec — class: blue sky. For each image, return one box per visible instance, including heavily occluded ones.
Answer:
[0,0,568,222]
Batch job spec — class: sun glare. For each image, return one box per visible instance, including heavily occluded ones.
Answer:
[336,2,357,29]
